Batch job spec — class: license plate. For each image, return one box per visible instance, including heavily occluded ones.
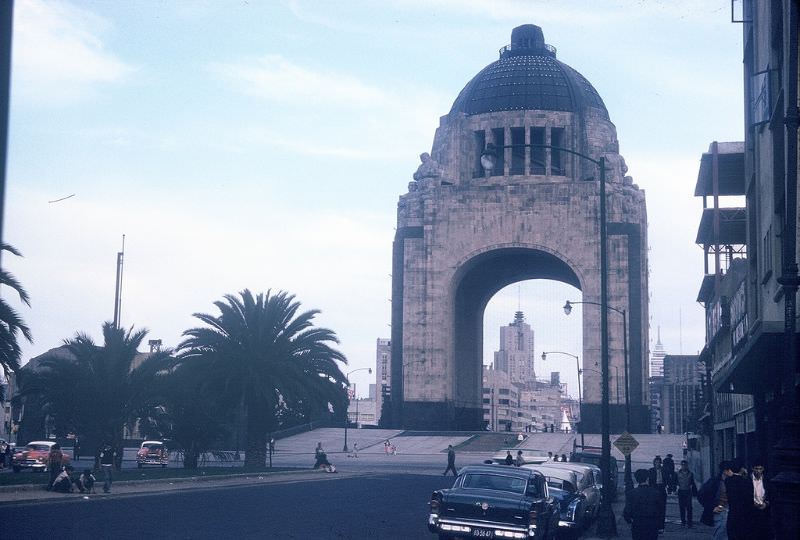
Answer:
[472,529,493,538]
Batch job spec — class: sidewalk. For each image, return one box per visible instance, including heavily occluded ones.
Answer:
[585,490,712,539]
[0,468,353,505]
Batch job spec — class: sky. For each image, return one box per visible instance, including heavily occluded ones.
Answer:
[3,0,744,399]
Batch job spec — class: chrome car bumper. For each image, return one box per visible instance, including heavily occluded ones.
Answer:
[429,515,536,539]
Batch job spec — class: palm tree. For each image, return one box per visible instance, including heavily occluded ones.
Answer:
[139,362,228,469]
[17,322,171,466]
[0,243,32,384]
[178,289,348,468]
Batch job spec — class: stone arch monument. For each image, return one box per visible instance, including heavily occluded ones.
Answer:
[391,24,650,432]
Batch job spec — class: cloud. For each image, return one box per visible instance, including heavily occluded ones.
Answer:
[13,0,132,104]
[208,54,386,108]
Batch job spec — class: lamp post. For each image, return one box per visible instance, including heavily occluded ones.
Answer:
[541,351,583,447]
[564,299,632,493]
[343,367,372,452]
[482,143,615,535]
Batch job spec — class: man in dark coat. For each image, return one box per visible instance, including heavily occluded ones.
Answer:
[663,453,676,493]
[624,468,662,540]
[443,445,457,476]
[647,456,668,531]
[725,459,754,540]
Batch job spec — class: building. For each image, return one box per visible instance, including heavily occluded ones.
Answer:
[649,375,664,433]
[660,355,703,435]
[347,398,377,427]
[482,365,522,432]
[391,23,650,432]
[649,327,666,377]
[692,2,799,535]
[375,338,391,426]
[494,311,535,384]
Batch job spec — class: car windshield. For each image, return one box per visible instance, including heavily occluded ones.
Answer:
[462,473,527,494]
[26,444,50,451]
[546,478,576,492]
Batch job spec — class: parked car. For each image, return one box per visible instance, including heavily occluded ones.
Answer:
[487,448,551,466]
[524,464,600,530]
[569,448,618,500]
[12,441,71,473]
[428,464,559,539]
[136,441,168,468]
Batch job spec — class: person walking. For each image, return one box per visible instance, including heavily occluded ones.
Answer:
[443,445,457,476]
[663,453,676,493]
[624,468,662,540]
[46,444,64,490]
[647,456,668,532]
[750,461,773,540]
[675,459,698,527]
[725,459,754,540]
[99,444,116,493]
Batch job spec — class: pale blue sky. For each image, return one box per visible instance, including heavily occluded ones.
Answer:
[4,0,744,397]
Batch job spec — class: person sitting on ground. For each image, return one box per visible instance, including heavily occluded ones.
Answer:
[76,468,96,493]
[313,443,331,469]
[51,465,75,493]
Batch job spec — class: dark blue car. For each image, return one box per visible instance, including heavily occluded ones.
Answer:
[428,465,559,539]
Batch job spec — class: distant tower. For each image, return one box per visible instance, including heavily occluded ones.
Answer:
[650,327,666,377]
[493,311,535,384]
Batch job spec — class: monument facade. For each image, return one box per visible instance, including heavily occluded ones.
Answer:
[391,25,650,432]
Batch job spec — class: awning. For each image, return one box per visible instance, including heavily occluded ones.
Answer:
[696,207,747,245]
[694,142,745,197]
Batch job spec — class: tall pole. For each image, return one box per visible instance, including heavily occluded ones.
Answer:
[596,156,616,536]
[575,356,584,448]
[112,235,125,328]
[0,1,12,262]
[623,308,633,492]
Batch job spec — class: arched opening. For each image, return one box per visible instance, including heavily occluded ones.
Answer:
[452,247,582,430]
[482,280,582,433]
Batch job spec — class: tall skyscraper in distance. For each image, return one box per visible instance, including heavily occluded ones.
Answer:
[650,326,666,377]
[493,311,535,385]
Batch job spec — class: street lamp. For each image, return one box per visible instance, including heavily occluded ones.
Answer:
[541,351,583,447]
[565,299,633,493]
[483,143,615,535]
[343,367,372,452]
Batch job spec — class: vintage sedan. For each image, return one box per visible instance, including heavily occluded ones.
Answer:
[534,463,601,517]
[428,465,559,539]
[12,441,71,473]
[523,465,598,536]
[136,440,169,468]
[487,449,551,466]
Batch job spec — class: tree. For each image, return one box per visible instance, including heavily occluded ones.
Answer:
[0,243,32,388]
[139,363,228,469]
[17,322,170,466]
[178,289,348,468]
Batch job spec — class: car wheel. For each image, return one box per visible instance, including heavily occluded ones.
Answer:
[161,464,167,468]
[12,466,20,473]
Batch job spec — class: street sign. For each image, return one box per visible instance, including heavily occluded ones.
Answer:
[613,432,639,456]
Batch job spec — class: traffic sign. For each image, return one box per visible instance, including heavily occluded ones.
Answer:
[613,432,639,456]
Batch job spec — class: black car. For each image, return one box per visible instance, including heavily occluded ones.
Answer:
[569,448,618,500]
[428,465,559,539]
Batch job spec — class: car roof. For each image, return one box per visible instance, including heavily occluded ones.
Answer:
[543,462,596,474]
[522,464,578,482]
[27,441,55,446]
[141,440,164,445]
[459,464,543,480]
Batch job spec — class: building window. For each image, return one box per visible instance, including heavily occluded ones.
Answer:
[510,127,525,175]
[762,226,773,283]
[473,130,486,178]
[499,388,510,395]
[750,70,770,125]
[530,127,546,174]
[551,127,565,176]
[491,128,505,176]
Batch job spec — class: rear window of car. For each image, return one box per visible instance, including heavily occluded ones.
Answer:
[462,473,527,494]
[142,443,163,450]
[26,444,51,451]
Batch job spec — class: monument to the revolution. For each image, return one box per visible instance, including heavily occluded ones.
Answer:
[390,24,650,433]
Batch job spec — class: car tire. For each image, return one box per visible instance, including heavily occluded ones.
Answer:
[161,464,167,468]
[12,466,20,473]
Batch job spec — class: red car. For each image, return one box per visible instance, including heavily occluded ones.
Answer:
[137,441,168,468]
[12,441,71,473]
